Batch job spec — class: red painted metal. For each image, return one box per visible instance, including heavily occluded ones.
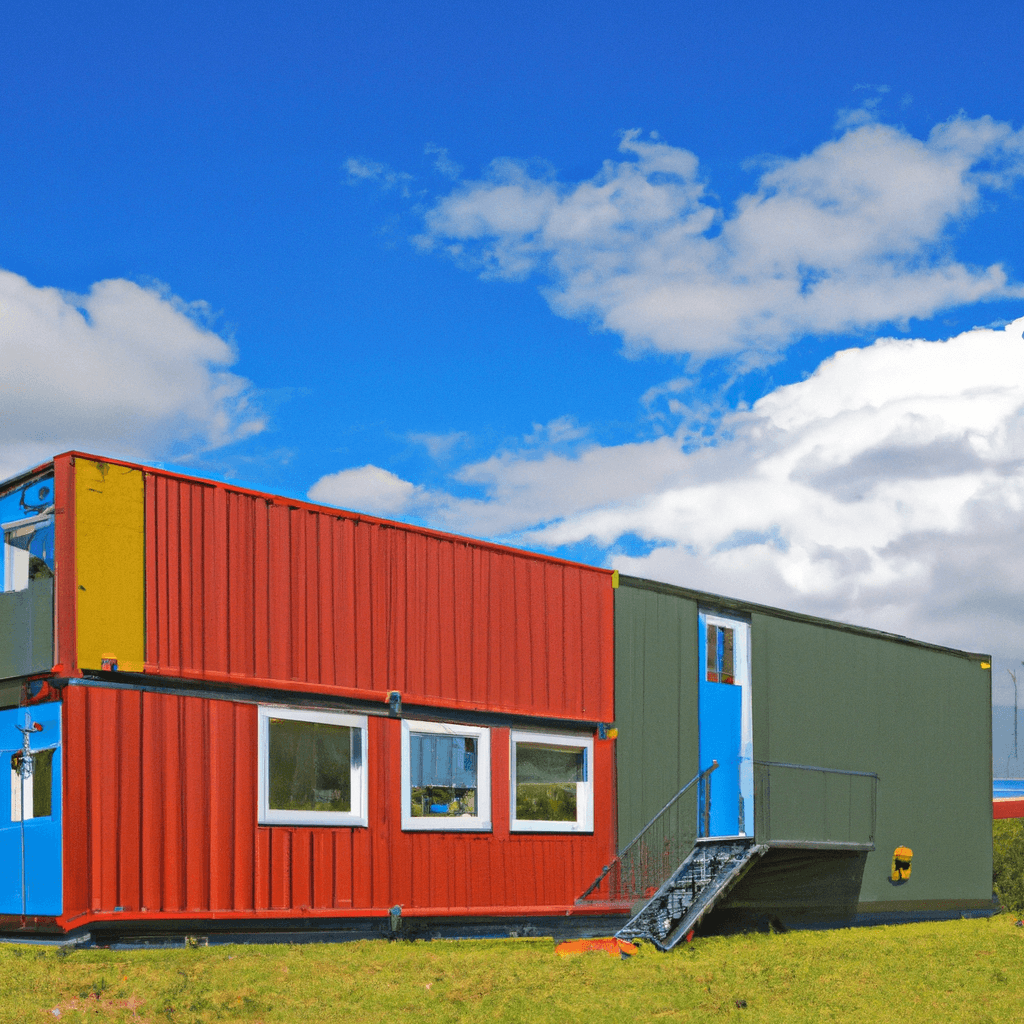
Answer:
[59,685,617,930]
[51,453,77,675]
[33,453,619,932]
[994,798,1024,819]
[143,469,615,722]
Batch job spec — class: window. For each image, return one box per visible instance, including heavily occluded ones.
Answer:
[401,721,491,831]
[2,475,55,594]
[258,707,368,827]
[2,514,54,594]
[10,748,54,821]
[510,730,593,833]
[705,621,736,684]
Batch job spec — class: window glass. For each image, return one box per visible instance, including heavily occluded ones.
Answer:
[515,743,583,822]
[510,731,593,833]
[258,708,367,826]
[269,717,355,814]
[706,623,735,684]
[10,748,53,821]
[401,721,491,831]
[32,749,53,818]
[1,474,55,593]
[408,733,477,818]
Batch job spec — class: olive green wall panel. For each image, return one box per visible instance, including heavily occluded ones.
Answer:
[752,610,992,905]
[612,575,992,916]
[614,581,700,848]
[0,576,53,680]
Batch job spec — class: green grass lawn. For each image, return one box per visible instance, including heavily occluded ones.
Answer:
[2,915,1022,1024]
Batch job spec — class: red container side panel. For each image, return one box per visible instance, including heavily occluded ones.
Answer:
[60,686,616,928]
[52,454,77,674]
[144,474,614,722]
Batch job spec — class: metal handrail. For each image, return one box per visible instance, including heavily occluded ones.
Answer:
[575,760,718,905]
[753,759,878,848]
[754,760,879,779]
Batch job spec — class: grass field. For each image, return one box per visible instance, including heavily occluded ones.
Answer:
[2,915,1022,1024]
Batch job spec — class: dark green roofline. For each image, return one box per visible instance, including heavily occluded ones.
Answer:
[616,574,990,664]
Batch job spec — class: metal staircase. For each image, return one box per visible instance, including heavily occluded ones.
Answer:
[576,762,764,946]
[615,838,766,950]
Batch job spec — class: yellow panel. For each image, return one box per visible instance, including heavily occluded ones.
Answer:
[75,459,145,672]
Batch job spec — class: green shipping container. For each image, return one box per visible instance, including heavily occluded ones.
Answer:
[613,574,993,930]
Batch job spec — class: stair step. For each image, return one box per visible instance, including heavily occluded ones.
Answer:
[616,839,766,950]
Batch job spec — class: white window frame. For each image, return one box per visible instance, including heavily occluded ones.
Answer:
[510,729,594,834]
[400,720,491,832]
[700,609,754,838]
[258,706,368,827]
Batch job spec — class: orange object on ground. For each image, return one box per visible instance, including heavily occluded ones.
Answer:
[555,937,639,957]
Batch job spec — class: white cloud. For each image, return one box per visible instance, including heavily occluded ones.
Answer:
[344,157,415,197]
[408,430,468,461]
[527,320,1024,667]
[310,320,1024,689]
[0,271,264,481]
[416,116,1024,363]
[424,144,462,180]
[307,464,426,517]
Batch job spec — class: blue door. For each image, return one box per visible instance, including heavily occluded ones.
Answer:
[698,613,753,838]
[0,705,62,916]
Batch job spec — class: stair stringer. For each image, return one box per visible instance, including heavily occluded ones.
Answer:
[616,840,767,951]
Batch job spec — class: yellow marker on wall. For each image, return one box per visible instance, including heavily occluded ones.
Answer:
[75,459,145,672]
[891,846,913,882]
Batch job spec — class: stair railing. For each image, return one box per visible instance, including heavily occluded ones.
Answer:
[575,761,718,908]
[753,760,878,849]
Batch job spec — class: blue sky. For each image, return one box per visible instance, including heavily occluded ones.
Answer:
[2,1,1024,759]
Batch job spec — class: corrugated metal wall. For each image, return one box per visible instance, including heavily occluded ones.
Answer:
[144,472,614,722]
[613,575,994,914]
[613,582,699,847]
[750,610,993,907]
[61,685,615,925]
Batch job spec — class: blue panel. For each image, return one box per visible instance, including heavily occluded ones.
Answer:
[1,474,56,591]
[0,705,62,917]
[699,681,742,836]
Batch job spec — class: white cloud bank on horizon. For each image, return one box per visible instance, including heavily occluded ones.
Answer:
[309,318,1024,687]
[414,115,1024,364]
[0,270,264,480]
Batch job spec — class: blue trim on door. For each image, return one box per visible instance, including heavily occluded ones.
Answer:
[0,705,63,917]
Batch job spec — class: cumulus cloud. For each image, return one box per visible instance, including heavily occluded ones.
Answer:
[0,270,264,480]
[310,319,1024,680]
[307,464,427,517]
[415,116,1024,363]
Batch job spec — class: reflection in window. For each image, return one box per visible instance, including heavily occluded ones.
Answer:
[409,733,477,818]
[706,623,735,684]
[258,707,368,826]
[1,475,55,594]
[510,731,593,833]
[3,516,55,593]
[401,721,491,831]
[10,748,53,821]
[515,743,583,822]
[269,717,355,814]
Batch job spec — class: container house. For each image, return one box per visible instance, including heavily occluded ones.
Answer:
[593,574,994,942]
[0,452,995,944]
[1,453,618,941]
